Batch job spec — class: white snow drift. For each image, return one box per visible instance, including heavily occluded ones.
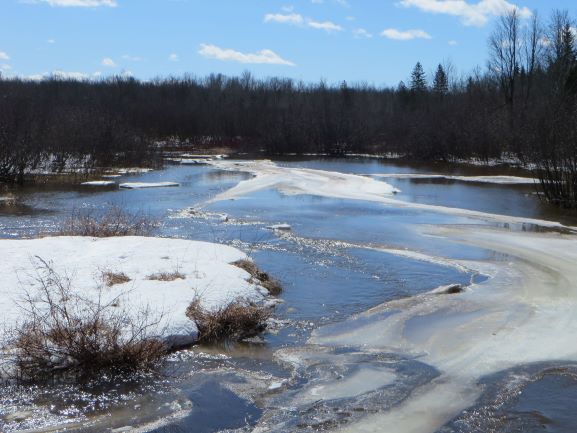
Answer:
[0,236,267,346]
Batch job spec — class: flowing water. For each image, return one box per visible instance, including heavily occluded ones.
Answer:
[1,157,577,433]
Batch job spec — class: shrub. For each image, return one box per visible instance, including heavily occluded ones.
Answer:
[4,258,166,381]
[185,297,271,344]
[58,206,158,237]
[146,271,185,282]
[232,259,282,295]
[102,271,131,287]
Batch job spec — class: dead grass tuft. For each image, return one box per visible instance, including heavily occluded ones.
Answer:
[232,259,282,295]
[102,271,131,287]
[146,271,186,282]
[59,206,158,237]
[4,258,167,381]
[185,297,271,344]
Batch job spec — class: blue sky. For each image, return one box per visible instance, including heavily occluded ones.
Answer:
[1,0,576,86]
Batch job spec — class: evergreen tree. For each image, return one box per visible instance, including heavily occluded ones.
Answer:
[410,62,427,92]
[433,64,449,96]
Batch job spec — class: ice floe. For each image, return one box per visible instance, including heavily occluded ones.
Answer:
[119,182,180,189]
[206,160,572,230]
[81,180,117,186]
[370,173,537,184]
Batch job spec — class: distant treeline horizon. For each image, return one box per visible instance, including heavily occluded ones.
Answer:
[1,7,577,207]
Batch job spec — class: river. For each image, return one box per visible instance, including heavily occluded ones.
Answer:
[1,157,577,433]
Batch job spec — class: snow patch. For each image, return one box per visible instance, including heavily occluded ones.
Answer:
[81,180,116,186]
[0,236,265,345]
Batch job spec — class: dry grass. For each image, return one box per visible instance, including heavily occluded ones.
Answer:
[102,271,131,287]
[186,297,271,344]
[4,258,166,381]
[146,271,185,282]
[232,259,282,295]
[59,206,158,237]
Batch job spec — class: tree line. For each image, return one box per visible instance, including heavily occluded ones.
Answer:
[1,8,576,206]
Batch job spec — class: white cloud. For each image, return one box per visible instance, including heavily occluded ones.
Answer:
[353,28,373,38]
[448,39,458,45]
[381,28,432,40]
[0,64,12,71]
[0,51,10,61]
[168,53,179,61]
[398,0,532,27]
[264,13,304,25]
[23,0,117,6]
[198,44,295,66]
[101,57,116,67]
[311,0,323,3]
[307,20,343,32]
[264,12,342,32]
[335,0,349,7]
[47,39,56,44]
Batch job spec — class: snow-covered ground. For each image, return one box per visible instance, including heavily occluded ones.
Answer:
[0,236,268,347]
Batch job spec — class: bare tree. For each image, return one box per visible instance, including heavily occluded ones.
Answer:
[489,9,521,124]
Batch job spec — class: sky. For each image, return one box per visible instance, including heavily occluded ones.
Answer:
[1,0,576,87]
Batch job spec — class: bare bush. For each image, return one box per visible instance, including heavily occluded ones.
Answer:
[186,297,271,344]
[146,271,185,282]
[4,258,166,380]
[232,259,282,295]
[58,206,158,237]
[102,271,131,287]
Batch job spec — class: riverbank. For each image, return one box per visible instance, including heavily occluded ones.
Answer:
[0,236,275,354]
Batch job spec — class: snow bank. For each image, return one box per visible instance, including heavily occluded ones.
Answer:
[206,160,571,230]
[81,180,116,186]
[0,236,266,346]
[119,182,180,189]
[370,173,537,184]
[116,168,153,174]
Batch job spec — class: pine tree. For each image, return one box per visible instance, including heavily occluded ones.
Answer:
[410,62,427,93]
[433,64,449,96]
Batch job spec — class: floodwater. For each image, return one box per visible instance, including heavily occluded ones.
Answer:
[1,157,577,433]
